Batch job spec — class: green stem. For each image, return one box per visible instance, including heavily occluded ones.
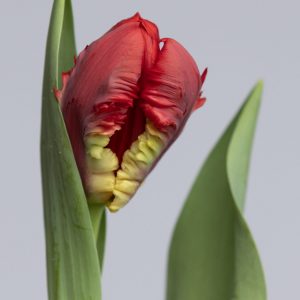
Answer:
[88,204,106,271]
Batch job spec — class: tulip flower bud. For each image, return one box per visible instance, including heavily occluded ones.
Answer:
[55,13,207,212]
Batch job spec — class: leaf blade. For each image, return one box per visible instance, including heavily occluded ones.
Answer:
[227,81,263,210]
[41,1,102,299]
[167,82,266,300]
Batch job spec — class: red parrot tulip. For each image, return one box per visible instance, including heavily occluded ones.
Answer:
[55,13,207,212]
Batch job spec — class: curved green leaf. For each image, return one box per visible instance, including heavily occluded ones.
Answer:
[167,82,266,300]
[41,1,102,299]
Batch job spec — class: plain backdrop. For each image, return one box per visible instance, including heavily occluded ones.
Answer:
[0,1,299,299]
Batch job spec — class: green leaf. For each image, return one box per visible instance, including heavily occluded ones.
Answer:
[41,1,102,299]
[167,82,266,300]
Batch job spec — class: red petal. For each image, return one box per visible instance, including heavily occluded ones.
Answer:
[140,38,204,136]
[59,14,159,180]
[201,67,208,85]
[193,97,206,111]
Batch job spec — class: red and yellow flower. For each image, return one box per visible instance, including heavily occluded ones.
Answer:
[55,13,207,212]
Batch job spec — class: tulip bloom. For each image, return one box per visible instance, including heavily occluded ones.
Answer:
[55,13,207,212]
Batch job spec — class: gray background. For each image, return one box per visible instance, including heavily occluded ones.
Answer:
[0,1,299,299]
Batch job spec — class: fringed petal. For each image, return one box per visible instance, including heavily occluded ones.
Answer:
[140,38,206,138]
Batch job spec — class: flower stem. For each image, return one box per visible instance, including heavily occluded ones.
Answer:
[88,204,106,271]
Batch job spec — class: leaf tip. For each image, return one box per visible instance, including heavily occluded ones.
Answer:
[254,80,264,96]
